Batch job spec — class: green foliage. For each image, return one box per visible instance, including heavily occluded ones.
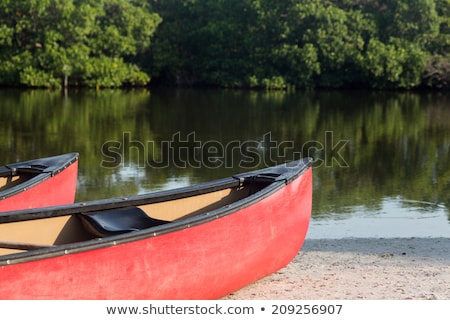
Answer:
[148,0,448,89]
[0,0,161,88]
[272,43,321,88]
[20,66,60,87]
[364,38,429,88]
[82,57,150,88]
[289,1,374,87]
[1,0,450,89]
[374,0,440,44]
[261,76,288,90]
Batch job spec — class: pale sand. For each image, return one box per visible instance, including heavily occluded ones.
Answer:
[223,237,450,300]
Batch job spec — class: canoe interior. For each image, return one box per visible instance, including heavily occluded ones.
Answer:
[0,182,266,256]
[0,173,39,193]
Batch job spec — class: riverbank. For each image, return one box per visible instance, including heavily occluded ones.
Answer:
[223,237,450,300]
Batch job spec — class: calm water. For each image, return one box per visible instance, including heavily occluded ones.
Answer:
[1,88,449,238]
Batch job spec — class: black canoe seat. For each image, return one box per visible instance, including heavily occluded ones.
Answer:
[79,206,169,237]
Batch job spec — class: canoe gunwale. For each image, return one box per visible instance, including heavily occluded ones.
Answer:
[0,153,79,201]
[0,178,241,222]
[0,158,312,266]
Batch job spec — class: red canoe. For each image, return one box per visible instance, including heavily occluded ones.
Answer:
[0,153,79,212]
[0,158,312,299]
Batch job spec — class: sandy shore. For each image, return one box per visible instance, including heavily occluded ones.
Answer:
[223,237,450,300]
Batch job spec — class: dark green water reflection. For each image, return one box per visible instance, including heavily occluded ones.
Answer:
[1,89,449,237]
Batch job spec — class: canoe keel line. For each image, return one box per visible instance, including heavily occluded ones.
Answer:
[0,158,313,299]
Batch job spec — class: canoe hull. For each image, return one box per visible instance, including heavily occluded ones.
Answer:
[0,166,312,299]
[0,154,78,212]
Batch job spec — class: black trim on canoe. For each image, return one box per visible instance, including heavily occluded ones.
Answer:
[0,153,79,201]
[0,158,312,266]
